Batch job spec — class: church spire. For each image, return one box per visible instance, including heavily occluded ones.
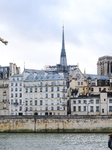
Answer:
[60,25,67,66]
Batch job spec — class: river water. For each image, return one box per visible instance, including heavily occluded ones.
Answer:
[0,133,109,150]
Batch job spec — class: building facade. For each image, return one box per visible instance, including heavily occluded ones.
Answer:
[0,63,20,115]
[97,56,112,76]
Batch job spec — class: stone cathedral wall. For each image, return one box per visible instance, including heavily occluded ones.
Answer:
[0,115,112,133]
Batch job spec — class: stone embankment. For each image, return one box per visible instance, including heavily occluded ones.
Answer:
[0,115,112,133]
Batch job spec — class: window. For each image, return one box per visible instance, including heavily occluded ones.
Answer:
[26,88,28,93]
[40,88,42,92]
[25,101,28,106]
[45,87,48,92]
[20,82,22,86]
[90,100,93,104]
[57,100,60,105]
[109,106,112,112]
[35,88,37,92]
[30,100,32,105]
[30,94,32,99]
[15,93,18,97]
[78,106,81,111]
[19,93,22,97]
[45,107,48,110]
[11,88,13,92]
[11,99,13,105]
[51,82,54,86]
[102,109,104,113]
[40,82,43,86]
[99,88,101,92]
[35,94,37,99]
[25,107,28,111]
[11,93,13,97]
[91,88,94,91]
[3,89,6,93]
[17,78,19,81]
[57,93,60,98]
[46,94,48,98]
[3,96,6,101]
[15,83,17,86]
[11,83,13,86]
[51,94,54,98]
[78,82,80,85]
[15,88,17,91]
[19,99,22,105]
[30,88,32,93]
[96,99,99,104]
[40,100,42,105]
[35,100,37,105]
[92,82,95,85]
[73,106,76,111]
[109,99,112,103]
[104,88,106,91]
[19,106,22,111]
[83,100,86,104]
[78,100,81,104]
[51,107,54,110]
[81,82,83,85]
[45,100,48,105]
[57,87,59,91]
[51,87,54,92]
[13,78,15,81]
[84,106,86,111]
[20,88,22,91]
[96,106,99,112]
[90,106,94,112]
[57,106,60,110]
[51,100,54,105]
[63,93,65,98]
[73,101,76,104]
[30,107,32,111]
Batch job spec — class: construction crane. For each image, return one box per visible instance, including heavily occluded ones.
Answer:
[0,37,8,45]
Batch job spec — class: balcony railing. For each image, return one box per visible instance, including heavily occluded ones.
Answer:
[62,102,67,106]
[3,99,7,102]
[14,102,19,105]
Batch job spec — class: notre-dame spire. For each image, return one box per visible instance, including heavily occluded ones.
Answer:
[60,25,67,66]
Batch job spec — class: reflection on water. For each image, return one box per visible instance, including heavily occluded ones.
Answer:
[0,133,109,150]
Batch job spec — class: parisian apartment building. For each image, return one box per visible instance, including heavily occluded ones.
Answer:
[9,69,67,115]
[0,63,20,115]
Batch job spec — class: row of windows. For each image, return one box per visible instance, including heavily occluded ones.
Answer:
[11,82,22,86]
[13,78,23,81]
[73,106,99,112]
[25,106,62,111]
[73,99,112,104]
[25,87,65,93]
[11,106,22,111]
[11,93,22,98]
[25,93,66,99]
[25,100,61,106]
[11,99,22,105]
[91,88,107,92]
[73,99,99,104]
[11,88,22,92]
[78,82,83,85]
[73,106,112,112]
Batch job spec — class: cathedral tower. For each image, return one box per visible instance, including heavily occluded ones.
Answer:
[60,26,67,66]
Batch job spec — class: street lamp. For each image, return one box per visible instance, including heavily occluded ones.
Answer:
[0,37,8,45]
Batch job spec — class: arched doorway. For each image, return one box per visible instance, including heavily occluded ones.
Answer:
[49,112,52,115]
[45,112,48,115]
[34,112,38,115]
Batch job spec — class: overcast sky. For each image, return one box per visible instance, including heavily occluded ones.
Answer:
[0,0,112,74]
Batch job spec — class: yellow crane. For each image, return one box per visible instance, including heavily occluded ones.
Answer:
[0,37,8,45]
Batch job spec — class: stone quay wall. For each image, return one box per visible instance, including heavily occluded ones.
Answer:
[0,115,112,133]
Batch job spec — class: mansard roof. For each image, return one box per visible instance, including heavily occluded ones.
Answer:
[11,74,23,77]
[25,73,65,82]
[86,74,110,80]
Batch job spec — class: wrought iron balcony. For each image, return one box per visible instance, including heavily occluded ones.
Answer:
[14,102,19,105]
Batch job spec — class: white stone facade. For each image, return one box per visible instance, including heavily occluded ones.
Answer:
[9,75,24,115]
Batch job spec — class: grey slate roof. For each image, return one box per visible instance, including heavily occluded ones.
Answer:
[12,74,23,77]
[86,74,110,80]
[25,73,65,82]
